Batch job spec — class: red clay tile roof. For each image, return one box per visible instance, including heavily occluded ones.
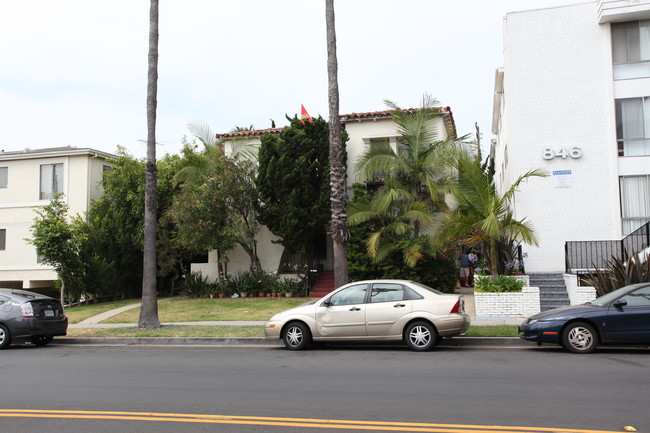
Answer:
[216,127,283,139]
[215,107,457,139]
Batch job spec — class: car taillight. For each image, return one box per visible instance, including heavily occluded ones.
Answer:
[21,303,35,318]
[450,300,461,314]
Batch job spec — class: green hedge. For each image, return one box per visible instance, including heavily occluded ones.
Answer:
[474,275,524,292]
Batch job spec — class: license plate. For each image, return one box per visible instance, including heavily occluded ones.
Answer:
[44,310,54,317]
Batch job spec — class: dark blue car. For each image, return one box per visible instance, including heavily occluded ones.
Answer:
[519,283,650,353]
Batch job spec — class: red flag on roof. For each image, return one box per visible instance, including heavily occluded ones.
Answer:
[300,104,313,124]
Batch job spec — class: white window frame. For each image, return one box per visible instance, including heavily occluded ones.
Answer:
[0,167,7,188]
[612,20,650,80]
[619,174,650,235]
[615,96,650,157]
[40,163,64,200]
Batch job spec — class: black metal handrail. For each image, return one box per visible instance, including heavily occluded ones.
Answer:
[565,221,650,274]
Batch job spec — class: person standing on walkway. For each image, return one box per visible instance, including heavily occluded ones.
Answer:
[459,252,471,288]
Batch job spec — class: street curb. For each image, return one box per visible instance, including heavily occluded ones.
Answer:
[53,336,527,347]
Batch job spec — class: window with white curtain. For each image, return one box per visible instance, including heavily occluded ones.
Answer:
[620,175,650,235]
[612,20,650,80]
[615,96,650,156]
[40,163,63,200]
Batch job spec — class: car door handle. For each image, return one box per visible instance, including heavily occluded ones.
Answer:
[394,303,406,308]
[349,307,361,311]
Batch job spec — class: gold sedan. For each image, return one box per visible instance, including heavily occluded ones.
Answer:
[265,279,470,351]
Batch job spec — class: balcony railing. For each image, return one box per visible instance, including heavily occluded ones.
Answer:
[565,221,650,273]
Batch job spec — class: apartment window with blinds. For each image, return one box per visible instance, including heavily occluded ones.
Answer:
[0,229,5,250]
[0,167,7,188]
[620,175,650,235]
[40,163,63,200]
[616,96,650,156]
[611,20,650,80]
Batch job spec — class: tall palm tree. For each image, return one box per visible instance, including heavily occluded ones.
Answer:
[326,0,349,287]
[139,0,160,330]
[350,95,463,267]
[442,153,547,277]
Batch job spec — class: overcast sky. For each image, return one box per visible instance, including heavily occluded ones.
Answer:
[0,0,583,159]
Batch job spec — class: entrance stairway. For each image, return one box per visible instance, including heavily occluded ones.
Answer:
[528,273,570,311]
[310,271,335,298]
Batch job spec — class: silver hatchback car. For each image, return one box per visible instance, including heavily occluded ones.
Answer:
[0,289,68,349]
[265,279,470,351]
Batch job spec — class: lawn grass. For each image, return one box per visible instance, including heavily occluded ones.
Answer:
[65,325,264,338]
[64,299,142,324]
[464,325,519,338]
[103,297,309,323]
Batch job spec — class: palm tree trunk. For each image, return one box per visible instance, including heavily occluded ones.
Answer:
[138,0,160,330]
[489,239,499,278]
[326,0,349,288]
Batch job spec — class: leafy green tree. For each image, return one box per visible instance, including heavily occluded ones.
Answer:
[441,152,547,277]
[81,148,185,299]
[168,148,262,271]
[256,115,335,265]
[350,95,463,267]
[28,196,85,304]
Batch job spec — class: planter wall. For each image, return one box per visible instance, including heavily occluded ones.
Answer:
[473,287,540,318]
[563,274,596,305]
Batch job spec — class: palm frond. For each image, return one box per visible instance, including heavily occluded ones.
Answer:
[187,119,216,148]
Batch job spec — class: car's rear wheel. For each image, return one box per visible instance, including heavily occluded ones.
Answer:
[31,335,54,347]
[283,322,312,350]
[0,324,11,349]
[405,321,438,351]
[562,321,597,354]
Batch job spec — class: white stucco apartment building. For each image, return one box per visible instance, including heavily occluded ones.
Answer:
[492,0,650,274]
[0,147,113,294]
[192,109,457,279]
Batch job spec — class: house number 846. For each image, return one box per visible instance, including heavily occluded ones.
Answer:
[542,146,583,160]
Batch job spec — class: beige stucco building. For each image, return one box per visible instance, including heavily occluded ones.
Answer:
[0,147,114,294]
[192,108,458,280]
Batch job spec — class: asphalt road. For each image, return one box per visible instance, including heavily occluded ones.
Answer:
[1,343,648,433]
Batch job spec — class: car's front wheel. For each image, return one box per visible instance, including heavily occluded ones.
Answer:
[283,322,312,350]
[562,321,597,354]
[0,324,11,349]
[405,321,438,351]
[31,335,54,347]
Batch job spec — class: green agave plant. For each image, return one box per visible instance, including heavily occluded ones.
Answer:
[582,251,650,297]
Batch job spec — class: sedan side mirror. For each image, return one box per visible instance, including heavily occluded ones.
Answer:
[613,299,628,308]
[322,299,332,307]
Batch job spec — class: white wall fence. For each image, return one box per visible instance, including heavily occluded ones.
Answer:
[474,287,540,318]
[563,274,597,305]
[473,274,598,318]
